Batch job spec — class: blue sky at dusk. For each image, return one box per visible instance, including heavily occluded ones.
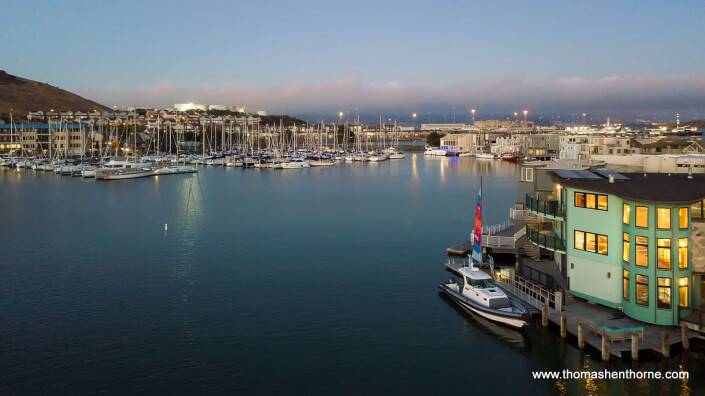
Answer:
[2,0,705,121]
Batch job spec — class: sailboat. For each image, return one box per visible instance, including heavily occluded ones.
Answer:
[438,178,531,328]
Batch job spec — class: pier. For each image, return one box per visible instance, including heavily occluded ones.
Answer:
[447,221,523,255]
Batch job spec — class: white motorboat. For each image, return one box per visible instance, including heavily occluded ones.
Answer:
[102,169,154,180]
[475,153,496,159]
[280,158,310,169]
[439,264,531,328]
[154,165,197,175]
[309,160,337,167]
[389,150,406,159]
[424,146,447,156]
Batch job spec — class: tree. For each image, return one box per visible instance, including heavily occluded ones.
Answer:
[426,131,444,146]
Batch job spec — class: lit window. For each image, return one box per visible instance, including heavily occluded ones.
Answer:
[597,195,608,211]
[635,236,648,267]
[574,231,585,250]
[657,277,671,309]
[575,193,585,208]
[678,238,688,269]
[623,270,630,300]
[623,204,630,225]
[636,206,649,228]
[679,277,689,307]
[597,235,608,255]
[657,208,671,229]
[636,275,649,306]
[679,208,688,229]
[586,194,596,209]
[657,239,671,269]
[623,233,630,262]
[586,232,596,253]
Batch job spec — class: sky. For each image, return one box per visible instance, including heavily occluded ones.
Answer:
[2,0,705,123]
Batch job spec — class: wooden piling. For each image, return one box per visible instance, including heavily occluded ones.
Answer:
[542,305,549,327]
[682,324,690,350]
[662,332,670,358]
[560,315,567,338]
[577,324,585,349]
[601,335,610,361]
[631,334,639,360]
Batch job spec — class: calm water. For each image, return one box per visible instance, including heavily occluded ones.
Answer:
[1,157,703,395]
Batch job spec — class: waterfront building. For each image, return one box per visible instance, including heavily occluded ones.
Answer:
[440,133,475,154]
[519,134,559,160]
[0,123,89,156]
[420,123,467,131]
[491,135,522,155]
[174,103,207,112]
[519,164,705,327]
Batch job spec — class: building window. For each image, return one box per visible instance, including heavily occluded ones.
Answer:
[597,235,608,255]
[657,277,671,309]
[597,195,608,211]
[691,200,704,219]
[575,193,585,208]
[679,208,688,229]
[635,236,648,267]
[679,277,689,307]
[678,238,688,269]
[657,239,671,269]
[574,230,585,250]
[623,233,630,263]
[657,208,671,229]
[623,270,630,301]
[586,232,596,252]
[586,194,596,209]
[636,206,649,228]
[623,204,630,225]
[636,275,649,306]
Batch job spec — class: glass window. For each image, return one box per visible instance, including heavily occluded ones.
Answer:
[623,204,630,225]
[597,235,608,255]
[623,270,630,300]
[575,193,585,208]
[679,277,689,307]
[585,232,596,253]
[692,200,703,220]
[636,275,649,306]
[597,195,608,211]
[636,206,649,228]
[657,277,671,309]
[678,238,688,269]
[574,230,585,250]
[657,208,671,229]
[586,194,596,209]
[679,208,688,229]
[636,236,648,267]
[623,233,630,263]
[657,239,671,269]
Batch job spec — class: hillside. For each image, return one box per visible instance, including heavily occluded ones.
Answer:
[0,70,111,120]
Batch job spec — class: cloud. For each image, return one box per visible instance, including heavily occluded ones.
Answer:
[78,75,705,118]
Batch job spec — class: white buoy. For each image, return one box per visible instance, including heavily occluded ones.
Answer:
[164,223,168,231]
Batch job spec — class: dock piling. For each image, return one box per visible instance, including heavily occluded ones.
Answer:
[578,324,585,349]
[631,334,639,360]
[560,315,567,338]
[682,324,689,350]
[542,305,549,327]
[601,335,610,361]
[662,332,670,358]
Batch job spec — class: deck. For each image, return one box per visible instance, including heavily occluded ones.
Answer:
[447,226,517,255]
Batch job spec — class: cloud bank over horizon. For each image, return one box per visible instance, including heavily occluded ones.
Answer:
[78,74,705,121]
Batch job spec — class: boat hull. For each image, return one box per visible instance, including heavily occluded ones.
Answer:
[438,284,530,328]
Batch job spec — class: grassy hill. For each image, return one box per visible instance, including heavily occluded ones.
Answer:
[0,70,111,120]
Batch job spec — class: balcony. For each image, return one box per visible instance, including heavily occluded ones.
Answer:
[526,223,566,253]
[525,193,564,219]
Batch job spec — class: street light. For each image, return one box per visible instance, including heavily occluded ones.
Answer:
[412,113,417,130]
[582,113,586,126]
[523,110,528,131]
[471,108,476,124]
[514,112,518,122]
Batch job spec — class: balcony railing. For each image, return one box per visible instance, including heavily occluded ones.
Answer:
[525,193,564,218]
[526,224,566,252]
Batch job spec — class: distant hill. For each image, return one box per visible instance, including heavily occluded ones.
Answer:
[0,70,111,120]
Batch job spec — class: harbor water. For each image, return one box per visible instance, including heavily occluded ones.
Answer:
[1,156,703,394]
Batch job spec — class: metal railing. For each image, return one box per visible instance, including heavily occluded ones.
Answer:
[510,207,536,221]
[495,270,561,312]
[525,193,564,218]
[526,224,566,253]
[482,227,527,248]
[482,220,514,236]
[588,320,644,343]
[520,263,565,297]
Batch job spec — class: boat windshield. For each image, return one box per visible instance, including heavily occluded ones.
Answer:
[467,278,498,289]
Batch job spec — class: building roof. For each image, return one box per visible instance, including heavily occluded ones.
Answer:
[550,171,705,204]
